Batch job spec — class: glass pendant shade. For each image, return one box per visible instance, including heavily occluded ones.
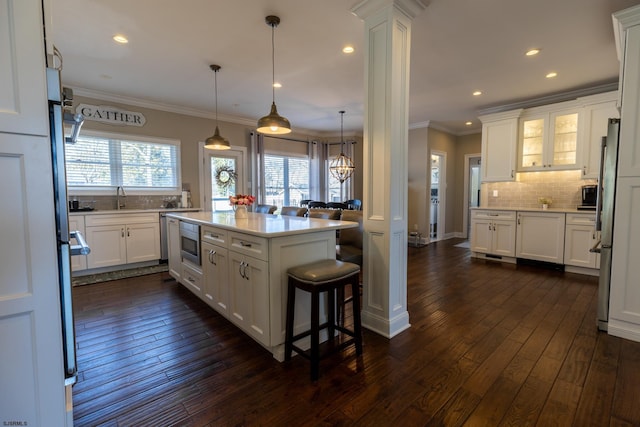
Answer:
[257,15,291,135]
[329,110,355,183]
[205,64,230,150]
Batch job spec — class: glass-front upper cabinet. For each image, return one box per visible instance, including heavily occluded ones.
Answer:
[518,110,579,171]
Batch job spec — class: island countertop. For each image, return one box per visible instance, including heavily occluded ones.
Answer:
[165,211,357,238]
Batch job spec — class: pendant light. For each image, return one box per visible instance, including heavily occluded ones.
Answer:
[205,64,230,150]
[256,15,291,135]
[329,110,355,183]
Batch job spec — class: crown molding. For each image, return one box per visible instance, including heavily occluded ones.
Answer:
[477,82,619,116]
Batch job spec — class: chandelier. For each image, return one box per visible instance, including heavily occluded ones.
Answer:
[329,110,355,183]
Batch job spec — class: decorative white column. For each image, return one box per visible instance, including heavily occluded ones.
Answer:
[351,0,427,338]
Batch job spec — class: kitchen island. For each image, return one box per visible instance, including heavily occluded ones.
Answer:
[165,211,358,361]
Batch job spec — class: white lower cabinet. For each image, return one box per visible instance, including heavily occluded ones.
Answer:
[564,213,599,269]
[516,211,566,263]
[181,261,203,298]
[202,241,229,316]
[167,217,181,280]
[85,213,160,269]
[470,210,516,257]
[228,251,269,346]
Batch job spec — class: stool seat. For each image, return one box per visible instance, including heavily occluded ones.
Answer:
[288,259,360,284]
[285,259,362,381]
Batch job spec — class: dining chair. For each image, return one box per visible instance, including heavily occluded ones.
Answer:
[307,208,341,220]
[300,199,313,207]
[280,206,308,217]
[344,199,362,210]
[255,204,277,214]
[327,202,348,210]
[308,201,327,209]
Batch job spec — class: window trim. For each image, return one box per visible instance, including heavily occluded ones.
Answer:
[66,129,182,196]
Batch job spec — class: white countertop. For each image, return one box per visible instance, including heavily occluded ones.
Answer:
[69,208,201,216]
[471,207,596,214]
[166,211,358,238]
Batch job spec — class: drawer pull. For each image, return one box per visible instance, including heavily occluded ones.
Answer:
[206,233,219,239]
[240,241,252,248]
[208,249,216,265]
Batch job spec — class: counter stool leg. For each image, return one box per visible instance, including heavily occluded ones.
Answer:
[351,274,363,355]
[284,279,296,361]
[327,287,335,339]
[310,290,320,381]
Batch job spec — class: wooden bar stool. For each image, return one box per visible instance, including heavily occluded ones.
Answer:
[284,259,362,381]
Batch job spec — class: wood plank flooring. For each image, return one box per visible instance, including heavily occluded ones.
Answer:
[71,239,640,426]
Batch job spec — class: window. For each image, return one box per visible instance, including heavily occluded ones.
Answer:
[65,131,180,193]
[263,154,309,209]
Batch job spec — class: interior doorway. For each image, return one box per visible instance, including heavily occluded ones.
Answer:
[429,151,446,242]
[463,154,482,238]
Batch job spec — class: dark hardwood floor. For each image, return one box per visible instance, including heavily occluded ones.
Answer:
[71,239,640,426]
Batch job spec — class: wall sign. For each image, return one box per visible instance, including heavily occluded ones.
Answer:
[77,103,146,127]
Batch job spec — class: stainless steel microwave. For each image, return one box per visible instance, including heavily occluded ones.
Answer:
[179,221,200,266]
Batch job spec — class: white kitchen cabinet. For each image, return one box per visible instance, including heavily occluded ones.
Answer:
[85,213,160,269]
[167,217,181,280]
[202,239,229,317]
[228,250,269,346]
[516,211,566,263]
[470,210,516,258]
[578,94,619,179]
[608,5,640,343]
[564,213,599,271]
[0,0,48,136]
[69,215,87,271]
[518,109,579,171]
[181,260,203,298]
[479,110,522,182]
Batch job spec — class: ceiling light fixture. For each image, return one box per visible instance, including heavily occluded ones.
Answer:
[113,34,128,44]
[465,121,473,126]
[257,15,291,135]
[329,110,355,184]
[546,72,558,78]
[473,91,482,96]
[343,46,355,54]
[526,48,540,56]
[205,64,230,150]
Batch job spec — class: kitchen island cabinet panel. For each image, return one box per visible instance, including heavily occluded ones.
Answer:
[202,240,229,317]
[229,252,269,346]
[167,217,181,280]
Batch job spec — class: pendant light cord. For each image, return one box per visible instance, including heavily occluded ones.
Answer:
[214,69,219,125]
[340,110,346,152]
[271,22,275,104]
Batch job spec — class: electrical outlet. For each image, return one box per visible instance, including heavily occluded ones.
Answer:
[492,190,498,197]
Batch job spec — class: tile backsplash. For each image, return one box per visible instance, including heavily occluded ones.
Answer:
[482,170,596,209]
[68,195,184,211]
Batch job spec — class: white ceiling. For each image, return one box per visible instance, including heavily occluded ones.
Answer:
[50,0,640,136]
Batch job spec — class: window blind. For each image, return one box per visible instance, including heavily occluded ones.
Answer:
[65,132,180,192]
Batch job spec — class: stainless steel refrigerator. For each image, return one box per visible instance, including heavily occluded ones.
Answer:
[594,118,621,332]
[46,66,89,385]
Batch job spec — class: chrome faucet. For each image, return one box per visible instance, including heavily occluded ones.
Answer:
[116,186,126,210]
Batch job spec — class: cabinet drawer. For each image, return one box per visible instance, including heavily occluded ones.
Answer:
[202,226,228,247]
[85,212,159,227]
[471,210,516,221]
[229,232,268,261]
[566,213,596,225]
[182,262,203,296]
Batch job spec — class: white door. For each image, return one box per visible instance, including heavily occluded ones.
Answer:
[200,145,247,212]
[0,0,70,424]
[429,152,446,242]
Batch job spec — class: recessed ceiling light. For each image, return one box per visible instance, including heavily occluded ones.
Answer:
[473,91,482,96]
[546,72,557,78]
[273,82,282,88]
[465,121,473,126]
[526,48,540,56]
[113,34,128,44]
[342,45,354,54]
